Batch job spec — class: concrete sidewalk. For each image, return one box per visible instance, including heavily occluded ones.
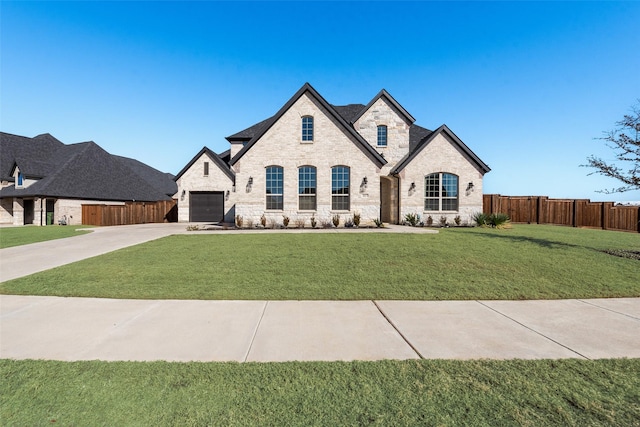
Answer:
[1,296,638,362]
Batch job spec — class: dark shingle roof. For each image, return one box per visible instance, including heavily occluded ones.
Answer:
[0,132,177,201]
[226,117,274,142]
[222,85,489,176]
[332,104,366,123]
[228,83,386,168]
[115,156,177,197]
[409,124,433,152]
[1,132,63,181]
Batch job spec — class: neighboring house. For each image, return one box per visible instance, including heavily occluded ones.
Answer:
[176,82,490,225]
[0,132,177,225]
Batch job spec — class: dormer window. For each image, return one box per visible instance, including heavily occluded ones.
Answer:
[377,125,387,147]
[17,172,24,186]
[302,116,314,142]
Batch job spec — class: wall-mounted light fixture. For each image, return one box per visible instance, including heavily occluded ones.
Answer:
[408,182,416,196]
[246,176,253,193]
[181,189,186,201]
[360,176,368,193]
[232,185,236,193]
[225,190,230,201]
[466,182,474,191]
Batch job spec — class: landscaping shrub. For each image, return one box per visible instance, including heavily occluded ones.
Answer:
[472,212,489,227]
[404,213,421,227]
[353,212,361,227]
[489,213,511,229]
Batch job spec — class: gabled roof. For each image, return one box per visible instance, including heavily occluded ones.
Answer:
[0,133,177,201]
[392,124,491,175]
[351,89,416,125]
[228,83,387,168]
[1,132,63,181]
[174,146,235,182]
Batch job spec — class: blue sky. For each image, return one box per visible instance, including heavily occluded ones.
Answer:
[2,1,639,201]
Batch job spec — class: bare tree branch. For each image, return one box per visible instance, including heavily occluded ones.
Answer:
[582,100,640,193]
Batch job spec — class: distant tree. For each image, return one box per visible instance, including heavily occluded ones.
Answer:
[584,100,640,193]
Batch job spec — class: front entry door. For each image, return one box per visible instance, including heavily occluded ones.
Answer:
[23,200,35,225]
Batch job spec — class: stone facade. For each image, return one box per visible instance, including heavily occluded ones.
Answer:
[232,93,381,226]
[176,83,490,226]
[354,97,412,166]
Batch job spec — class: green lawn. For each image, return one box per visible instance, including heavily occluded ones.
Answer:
[1,358,638,426]
[1,224,638,300]
[0,225,91,249]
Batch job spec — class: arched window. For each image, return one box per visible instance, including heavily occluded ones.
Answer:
[266,166,283,210]
[298,166,317,210]
[302,116,314,141]
[377,125,387,147]
[331,166,350,211]
[425,173,458,211]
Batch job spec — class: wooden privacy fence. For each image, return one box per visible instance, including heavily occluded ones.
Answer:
[483,195,640,233]
[82,200,178,226]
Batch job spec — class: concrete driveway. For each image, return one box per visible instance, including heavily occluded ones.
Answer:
[0,223,435,282]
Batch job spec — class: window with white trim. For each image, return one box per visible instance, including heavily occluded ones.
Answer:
[266,166,283,210]
[425,173,458,211]
[302,116,314,142]
[298,166,317,210]
[331,166,350,210]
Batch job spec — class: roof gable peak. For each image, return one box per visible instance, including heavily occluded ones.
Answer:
[353,88,416,125]
[229,83,386,167]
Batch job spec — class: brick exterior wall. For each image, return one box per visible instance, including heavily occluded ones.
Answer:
[397,132,485,225]
[232,92,381,226]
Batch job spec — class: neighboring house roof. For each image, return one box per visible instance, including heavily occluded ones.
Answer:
[0,132,177,201]
[228,83,387,168]
[115,156,177,197]
[1,132,63,181]
[174,146,235,182]
[392,124,491,175]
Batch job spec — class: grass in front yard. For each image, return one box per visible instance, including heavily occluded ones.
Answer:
[1,358,638,426]
[1,225,638,300]
[0,225,91,249]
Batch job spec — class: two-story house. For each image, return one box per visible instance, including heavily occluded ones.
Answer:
[175,83,490,226]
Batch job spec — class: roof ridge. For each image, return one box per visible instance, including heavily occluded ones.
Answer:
[229,83,386,167]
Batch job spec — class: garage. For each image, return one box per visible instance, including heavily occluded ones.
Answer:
[189,191,224,222]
